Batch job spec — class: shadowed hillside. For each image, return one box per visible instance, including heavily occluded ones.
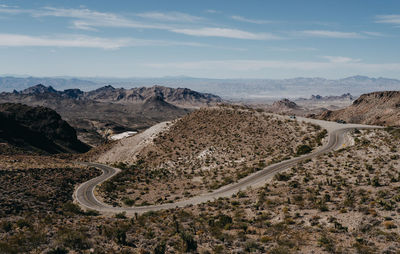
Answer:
[0,103,90,154]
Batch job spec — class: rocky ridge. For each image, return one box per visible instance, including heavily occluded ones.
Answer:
[317,91,400,126]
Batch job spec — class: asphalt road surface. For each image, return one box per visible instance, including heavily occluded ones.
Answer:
[74,117,381,215]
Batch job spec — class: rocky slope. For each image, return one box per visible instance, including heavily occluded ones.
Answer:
[317,91,400,126]
[0,103,90,154]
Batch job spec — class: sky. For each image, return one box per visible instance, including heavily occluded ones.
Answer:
[1,0,400,79]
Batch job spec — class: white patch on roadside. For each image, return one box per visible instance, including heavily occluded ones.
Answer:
[110,131,137,140]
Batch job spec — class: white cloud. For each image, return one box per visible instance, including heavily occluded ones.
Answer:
[0,6,173,30]
[43,7,173,30]
[0,6,274,40]
[375,15,400,25]
[0,33,130,49]
[299,30,364,38]
[0,5,24,14]
[0,33,216,49]
[322,56,361,63]
[170,27,280,40]
[136,11,204,23]
[231,15,273,24]
[362,31,384,37]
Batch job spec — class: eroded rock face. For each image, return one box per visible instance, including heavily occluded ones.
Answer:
[0,103,90,154]
[317,91,400,126]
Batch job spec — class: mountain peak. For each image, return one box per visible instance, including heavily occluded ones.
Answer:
[21,84,58,95]
[98,85,115,91]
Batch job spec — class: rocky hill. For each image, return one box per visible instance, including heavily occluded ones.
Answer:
[258,98,307,115]
[95,105,326,206]
[0,84,220,146]
[0,103,90,154]
[317,91,400,126]
[271,98,300,111]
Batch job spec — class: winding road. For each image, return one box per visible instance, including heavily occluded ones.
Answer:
[74,117,382,215]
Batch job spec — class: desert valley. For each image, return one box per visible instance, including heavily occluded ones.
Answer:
[0,82,399,253]
[1,1,400,253]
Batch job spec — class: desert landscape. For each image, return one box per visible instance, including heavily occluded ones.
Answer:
[1,1,400,253]
[1,87,399,253]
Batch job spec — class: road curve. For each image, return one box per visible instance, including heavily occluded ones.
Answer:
[74,118,382,215]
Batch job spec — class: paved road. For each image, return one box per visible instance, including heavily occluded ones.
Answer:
[74,117,382,215]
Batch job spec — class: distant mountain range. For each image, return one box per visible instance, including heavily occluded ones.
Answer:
[9,84,221,107]
[0,84,221,146]
[1,75,399,99]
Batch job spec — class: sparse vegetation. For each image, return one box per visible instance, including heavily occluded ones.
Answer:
[98,106,324,206]
[1,108,399,253]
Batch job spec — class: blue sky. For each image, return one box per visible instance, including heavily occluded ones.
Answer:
[1,0,400,79]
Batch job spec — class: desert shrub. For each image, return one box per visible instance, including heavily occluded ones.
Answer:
[296,145,312,156]
[1,221,12,232]
[0,226,47,253]
[214,214,233,229]
[244,240,262,252]
[383,221,397,229]
[352,241,374,254]
[113,162,128,169]
[0,242,16,254]
[385,126,400,139]
[318,233,335,253]
[101,181,116,193]
[84,209,100,216]
[57,227,91,250]
[275,172,291,181]
[316,129,328,145]
[213,245,225,254]
[115,212,127,219]
[343,191,356,208]
[180,232,197,252]
[289,180,300,188]
[372,176,381,187]
[123,198,135,206]
[154,241,166,254]
[62,201,82,215]
[16,219,30,229]
[115,227,128,245]
[47,247,68,254]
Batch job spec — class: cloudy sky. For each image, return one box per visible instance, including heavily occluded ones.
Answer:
[1,0,400,79]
